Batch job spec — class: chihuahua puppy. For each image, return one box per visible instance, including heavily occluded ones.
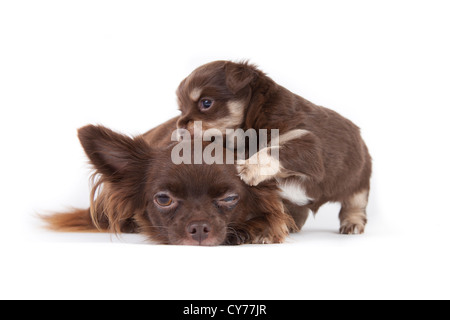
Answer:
[176,61,372,234]
[43,122,295,245]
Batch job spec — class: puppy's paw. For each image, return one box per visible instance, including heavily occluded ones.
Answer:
[339,206,367,235]
[236,162,269,186]
[236,149,280,186]
[339,221,365,235]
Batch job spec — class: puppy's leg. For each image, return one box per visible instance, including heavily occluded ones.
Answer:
[236,130,325,186]
[236,147,280,186]
[339,189,369,235]
[283,200,309,232]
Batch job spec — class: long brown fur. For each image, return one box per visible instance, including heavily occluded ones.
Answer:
[42,120,296,245]
[41,208,97,232]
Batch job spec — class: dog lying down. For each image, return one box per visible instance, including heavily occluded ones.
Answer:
[42,121,296,245]
[43,60,372,245]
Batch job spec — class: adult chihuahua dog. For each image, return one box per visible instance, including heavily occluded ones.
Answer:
[176,61,372,235]
[43,120,295,245]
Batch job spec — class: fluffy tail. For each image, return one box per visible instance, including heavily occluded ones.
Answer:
[40,208,100,232]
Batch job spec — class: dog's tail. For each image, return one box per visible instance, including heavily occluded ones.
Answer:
[40,208,100,232]
[41,174,139,234]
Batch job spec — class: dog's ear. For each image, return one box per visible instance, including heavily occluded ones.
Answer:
[78,125,151,181]
[224,61,256,94]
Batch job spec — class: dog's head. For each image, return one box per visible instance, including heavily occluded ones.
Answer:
[176,61,265,135]
[78,125,289,245]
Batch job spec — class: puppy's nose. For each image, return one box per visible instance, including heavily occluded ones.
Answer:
[187,221,211,243]
[177,118,195,137]
[177,117,190,130]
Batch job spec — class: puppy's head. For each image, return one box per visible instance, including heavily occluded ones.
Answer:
[176,61,261,135]
[78,125,286,245]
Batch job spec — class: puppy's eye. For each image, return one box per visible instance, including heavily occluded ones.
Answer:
[199,98,214,111]
[154,193,174,207]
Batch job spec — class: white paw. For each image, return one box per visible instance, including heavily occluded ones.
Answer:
[339,221,366,235]
[236,150,280,186]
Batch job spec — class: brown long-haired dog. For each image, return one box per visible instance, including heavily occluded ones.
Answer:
[43,119,296,245]
[176,61,372,234]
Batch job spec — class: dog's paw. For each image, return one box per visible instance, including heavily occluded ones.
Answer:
[251,235,284,244]
[225,228,249,245]
[339,221,365,235]
[236,150,280,186]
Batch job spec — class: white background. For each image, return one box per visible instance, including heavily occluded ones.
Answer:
[1,0,449,300]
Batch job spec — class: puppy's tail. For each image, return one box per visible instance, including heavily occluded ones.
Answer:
[40,208,100,232]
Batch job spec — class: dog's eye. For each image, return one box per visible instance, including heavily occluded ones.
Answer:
[199,98,214,111]
[154,194,174,207]
[223,195,239,203]
[216,194,240,208]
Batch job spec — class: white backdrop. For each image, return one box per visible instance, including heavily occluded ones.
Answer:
[1,0,449,300]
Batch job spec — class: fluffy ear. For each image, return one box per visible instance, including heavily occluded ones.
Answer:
[224,61,256,94]
[78,125,151,181]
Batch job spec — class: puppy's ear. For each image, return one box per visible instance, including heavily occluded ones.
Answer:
[224,61,256,94]
[78,125,151,181]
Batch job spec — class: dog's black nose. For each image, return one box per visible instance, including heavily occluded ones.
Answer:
[187,221,211,243]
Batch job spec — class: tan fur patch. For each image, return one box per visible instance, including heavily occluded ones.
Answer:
[236,147,281,186]
[347,189,369,210]
[235,129,312,187]
[200,100,246,134]
[226,100,246,127]
[339,189,369,235]
[278,129,310,145]
[189,87,202,101]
